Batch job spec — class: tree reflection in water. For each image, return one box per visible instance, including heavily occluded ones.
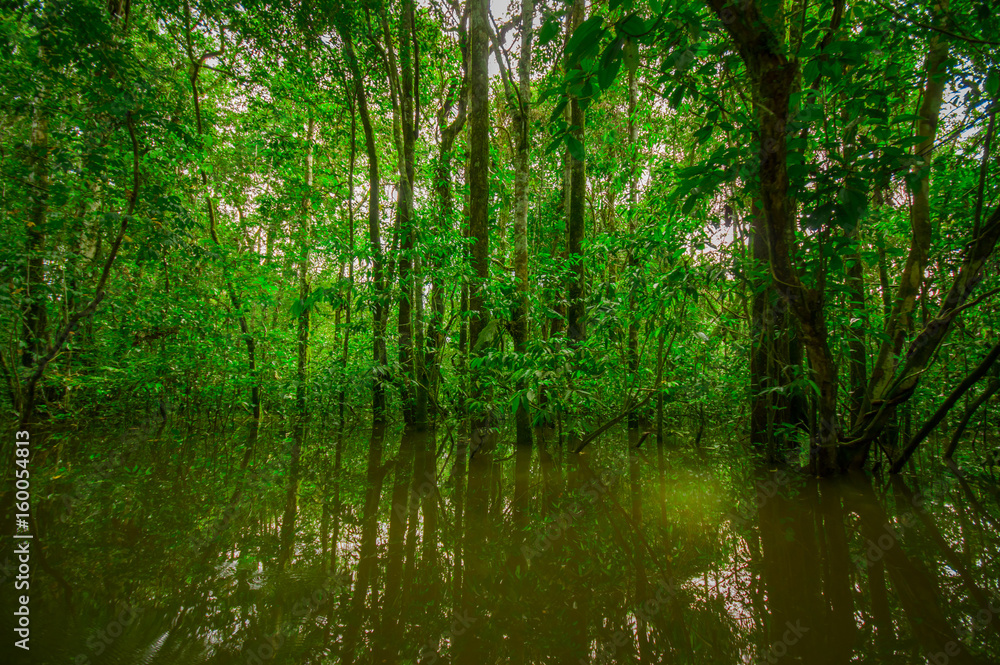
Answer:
[15,424,1000,665]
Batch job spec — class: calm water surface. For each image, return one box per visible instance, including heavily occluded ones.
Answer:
[3,420,999,664]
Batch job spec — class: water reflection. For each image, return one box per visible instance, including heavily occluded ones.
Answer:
[8,423,1000,665]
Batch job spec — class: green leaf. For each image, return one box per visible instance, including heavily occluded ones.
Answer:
[549,98,568,123]
[681,192,699,215]
[987,68,1000,98]
[473,318,499,352]
[566,16,604,56]
[620,15,648,37]
[565,134,585,161]
[538,15,562,47]
[598,40,623,91]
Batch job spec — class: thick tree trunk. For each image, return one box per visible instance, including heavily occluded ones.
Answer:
[566,0,586,344]
[396,0,419,425]
[869,0,950,401]
[296,115,315,416]
[467,0,490,427]
[340,31,388,423]
[707,0,839,474]
[626,64,640,429]
[23,46,49,372]
[511,0,534,447]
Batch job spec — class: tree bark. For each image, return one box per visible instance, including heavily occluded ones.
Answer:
[340,81,357,426]
[869,0,950,401]
[467,0,491,427]
[944,379,998,460]
[626,62,640,429]
[511,0,534,446]
[706,0,839,474]
[891,339,1000,472]
[430,59,468,416]
[296,114,315,417]
[395,0,419,426]
[566,0,586,344]
[340,29,388,423]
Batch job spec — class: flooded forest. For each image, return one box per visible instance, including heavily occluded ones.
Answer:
[1,0,1000,663]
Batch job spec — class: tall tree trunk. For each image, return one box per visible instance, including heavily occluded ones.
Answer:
[340,30,388,423]
[566,0,586,344]
[396,0,419,425]
[296,115,315,417]
[511,0,534,446]
[340,83,357,427]
[182,13,261,419]
[626,55,640,429]
[869,0,950,401]
[23,36,49,372]
[467,0,491,429]
[430,65,468,416]
[707,0,839,474]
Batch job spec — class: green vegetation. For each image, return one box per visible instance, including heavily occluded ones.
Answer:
[2,0,999,470]
[3,2,1000,661]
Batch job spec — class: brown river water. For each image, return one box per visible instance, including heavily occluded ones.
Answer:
[2,420,999,664]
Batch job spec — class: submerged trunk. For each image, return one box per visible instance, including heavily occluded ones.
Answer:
[185,24,261,420]
[626,63,640,429]
[512,0,534,446]
[395,0,419,426]
[467,0,490,429]
[566,0,586,344]
[296,114,315,417]
[23,42,49,372]
[341,30,388,423]
[868,0,950,401]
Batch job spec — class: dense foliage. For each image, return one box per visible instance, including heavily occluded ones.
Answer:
[2,0,998,475]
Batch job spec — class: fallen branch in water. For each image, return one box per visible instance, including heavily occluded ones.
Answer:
[891,338,1000,473]
[573,388,658,454]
